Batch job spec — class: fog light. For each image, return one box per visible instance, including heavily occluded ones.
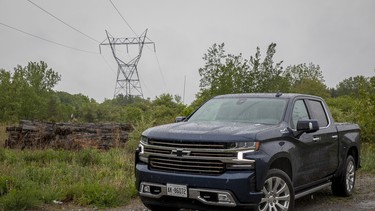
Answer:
[200,192,218,202]
[218,193,231,203]
[151,186,161,194]
[143,185,150,193]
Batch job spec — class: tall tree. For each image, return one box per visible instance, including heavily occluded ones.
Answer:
[0,61,61,122]
[195,43,288,107]
[284,63,324,85]
[335,75,369,97]
[252,43,288,92]
[284,63,330,98]
[355,76,375,142]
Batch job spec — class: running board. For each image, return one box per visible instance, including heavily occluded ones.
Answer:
[295,182,332,199]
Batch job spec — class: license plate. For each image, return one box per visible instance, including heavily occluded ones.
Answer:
[167,183,188,198]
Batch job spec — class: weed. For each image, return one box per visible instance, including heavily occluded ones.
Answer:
[0,147,135,210]
[0,125,7,147]
[0,182,42,210]
[76,148,101,166]
[125,115,154,154]
[72,182,123,207]
[0,176,15,196]
[361,143,375,173]
[0,148,5,162]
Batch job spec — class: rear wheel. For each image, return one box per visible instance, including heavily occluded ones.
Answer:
[258,169,294,211]
[332,155,356,196]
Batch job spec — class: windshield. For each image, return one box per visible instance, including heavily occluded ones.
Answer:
[188,97,288,124]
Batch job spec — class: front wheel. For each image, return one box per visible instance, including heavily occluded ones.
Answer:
[332,155,356,196]
[258,169,295,211]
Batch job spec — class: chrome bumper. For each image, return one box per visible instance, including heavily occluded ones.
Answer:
[139,182,238,207]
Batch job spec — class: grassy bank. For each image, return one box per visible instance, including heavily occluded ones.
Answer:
[0,125,6,147]
[361,143,375,174]
[0,124,374,210]
[0,148,137,210]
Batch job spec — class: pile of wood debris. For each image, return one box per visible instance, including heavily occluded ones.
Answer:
[5,120,133,150]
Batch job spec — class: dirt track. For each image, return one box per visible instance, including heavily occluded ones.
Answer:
[121,172,375,211]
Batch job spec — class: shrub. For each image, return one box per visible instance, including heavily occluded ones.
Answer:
[361,143,375,173]
[76,148,101,166]
[72,182,122,207]
[0,183,41,210]
[0,148,5,162]
[0,176,15,196]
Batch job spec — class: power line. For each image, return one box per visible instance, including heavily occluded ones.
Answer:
[154,53,169,93]
[108,0,138,37]
[0,21,98,54]
[144,36,169,93]
[27,0,101,44]
[100,54,117,74]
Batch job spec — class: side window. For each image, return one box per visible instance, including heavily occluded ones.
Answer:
[308,100,329,127]
[291,100,310,129]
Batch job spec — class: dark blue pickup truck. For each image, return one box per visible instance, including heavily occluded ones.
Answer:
[135,93,361,211]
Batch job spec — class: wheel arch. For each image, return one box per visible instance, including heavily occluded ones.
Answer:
[257,153,293,191]
[347,146,360,169]
[269,156,293,181]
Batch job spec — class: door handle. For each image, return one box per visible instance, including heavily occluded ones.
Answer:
[313,137,321,142]
[331,135,338,139]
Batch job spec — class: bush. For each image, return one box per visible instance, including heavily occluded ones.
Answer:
[0,125,7,147]
[0,148,5,162]
[0,176,15,196]
[71,182,122,207]
[0,148,136,210]
[125,115,155,154]
[0,182,42,210]
[76,148,101,166]
[361,143,375,173]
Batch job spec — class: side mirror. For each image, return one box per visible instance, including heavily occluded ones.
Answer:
[296,119,319,133]
[175,116,187,122]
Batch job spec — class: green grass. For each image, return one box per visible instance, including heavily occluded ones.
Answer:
[0,122,374,210]
[361,143,375,173]
[0,148,137,210]
[0,125,7,147]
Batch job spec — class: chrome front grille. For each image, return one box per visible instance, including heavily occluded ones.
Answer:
[140,139,255,175]
[148,139,228,149]
[149,156,225,174]
[142,140,236,175]
[144,147,236,158]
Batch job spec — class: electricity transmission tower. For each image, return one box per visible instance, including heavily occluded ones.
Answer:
[100,29,154,98]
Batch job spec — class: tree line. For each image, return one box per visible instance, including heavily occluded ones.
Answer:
[0,43,374,142]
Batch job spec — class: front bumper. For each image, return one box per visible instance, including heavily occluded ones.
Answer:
[136,162,263,209]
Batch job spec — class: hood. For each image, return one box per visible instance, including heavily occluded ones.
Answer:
[143,121,278,142]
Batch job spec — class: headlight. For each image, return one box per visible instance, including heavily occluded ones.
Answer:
[234,141,261,160]
[235,141,256,149]
[140,136,149,145]
[228,141,256,149]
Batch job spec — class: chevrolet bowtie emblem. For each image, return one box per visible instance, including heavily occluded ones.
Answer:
[171,149,191,157]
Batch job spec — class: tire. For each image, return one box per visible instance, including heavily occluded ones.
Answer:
[258,169,295,211]
[331,155,356,196]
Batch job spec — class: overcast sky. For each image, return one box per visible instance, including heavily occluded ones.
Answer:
[1,0,375,104]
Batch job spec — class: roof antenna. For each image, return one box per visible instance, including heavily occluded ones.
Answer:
[276,91,283,97]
